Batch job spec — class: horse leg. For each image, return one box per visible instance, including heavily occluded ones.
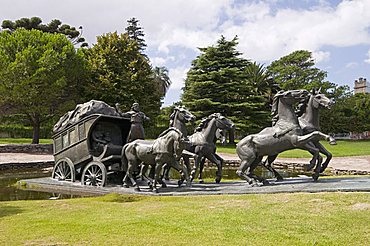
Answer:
[140,164,154,190]
[262,154,283,181]
[148,164,156,179]
[296,131,336,146]
[204,153,222,183]
[299,143,321,181]
[122,172,130,188]
[304,142,323,171]
[214,153,224,183]
[183,157,192,180]
[171,159,191,187]
[316,142,332,173]
[162,164,171,181]
[198,157,206,183]
[153,161,166,192]
[127,162,139,191]
[190,154,202,182]
[248,156,266,186]
[236,153,257,185]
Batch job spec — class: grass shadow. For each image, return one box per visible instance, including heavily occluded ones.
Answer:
[0,204,24,218]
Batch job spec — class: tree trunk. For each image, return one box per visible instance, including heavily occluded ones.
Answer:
[32,115,40,144]
[229,128,235,144]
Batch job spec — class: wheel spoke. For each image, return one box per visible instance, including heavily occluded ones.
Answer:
[65,170,71,178]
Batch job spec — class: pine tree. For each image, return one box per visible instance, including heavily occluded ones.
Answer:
[125,17,147,52]
[1,17,87,47]
[182,36,269,136]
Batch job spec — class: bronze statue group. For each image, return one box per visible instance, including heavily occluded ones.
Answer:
[120,88,336,192]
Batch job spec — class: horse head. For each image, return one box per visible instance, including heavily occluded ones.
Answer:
[271,89,309,125]
[311,88,333,109]
[171,106,196,124]
[212,113,235,131]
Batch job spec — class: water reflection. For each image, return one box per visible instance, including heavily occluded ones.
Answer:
[0,169,86,201]
[1,166,309,201]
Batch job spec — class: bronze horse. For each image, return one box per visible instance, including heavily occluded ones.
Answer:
[188,113,234,183]
[161,106,196,180]
[121,128,189,192]
[236,90,335,186]
[261,89,336,181]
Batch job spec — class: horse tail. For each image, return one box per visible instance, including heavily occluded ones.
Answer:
[121,143,133,172]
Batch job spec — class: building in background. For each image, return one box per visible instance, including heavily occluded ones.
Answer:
[354,77,370,94]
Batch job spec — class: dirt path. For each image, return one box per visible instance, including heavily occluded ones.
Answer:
[1,153,369,173]
[219,153,370,172]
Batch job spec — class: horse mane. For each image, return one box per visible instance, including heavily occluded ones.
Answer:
[295,96,309,117]
[271,90,286,126]
[194,113,220,132]
[158,127,182,138]
[169,109,177,127]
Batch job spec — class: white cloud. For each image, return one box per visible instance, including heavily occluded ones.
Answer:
[312,51,330,63]
[168,66,189,90]
[364,49,370,64]
[151,56,175,67]
[346,62,359,68]
[2,0,370,105]
[222,0,370,62]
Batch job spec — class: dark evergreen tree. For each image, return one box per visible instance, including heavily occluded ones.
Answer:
[1,17,88,47]
[182,36,270,136]
[125,17,147,52]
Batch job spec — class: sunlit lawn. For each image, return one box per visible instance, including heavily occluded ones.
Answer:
[0,138,52,144]
[216,140,370,157]
[0,192,369,245]
[1,138,369,157]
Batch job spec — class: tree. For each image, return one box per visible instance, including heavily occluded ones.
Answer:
[1,17,88,47]
[321,93,370,134]
[125,17,146,52]
[0,29,87,143]
[152,66,172,97]
[267,50,352,132]
[84,31,162,127]
[182,36,269,135]
[266,50,348,99]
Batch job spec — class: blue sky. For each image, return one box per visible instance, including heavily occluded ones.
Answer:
[1,0,370,106]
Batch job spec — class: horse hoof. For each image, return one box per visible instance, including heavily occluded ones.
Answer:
[153,189,159,193]
[134,187,141,192]
[312,174,319,182]
[262,180,270,185]
[215,178,221,184]
[198,179,204,184]
[123,184,129,188]
[306,164,315,171]
[161,183,167,188]
[178,180,184,187]
[329,139,337,145]
[164,177,170,181]
[276,177,284,182]
[149,184,153,190]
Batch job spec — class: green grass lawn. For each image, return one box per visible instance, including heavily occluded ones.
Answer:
[0,138,52,144]
[1,138,369,157]
[0,192,369,245]
[217,140,370,157]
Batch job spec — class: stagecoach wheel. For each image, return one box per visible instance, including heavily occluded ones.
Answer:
[52,158,75,182]
[81,161,107,187]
